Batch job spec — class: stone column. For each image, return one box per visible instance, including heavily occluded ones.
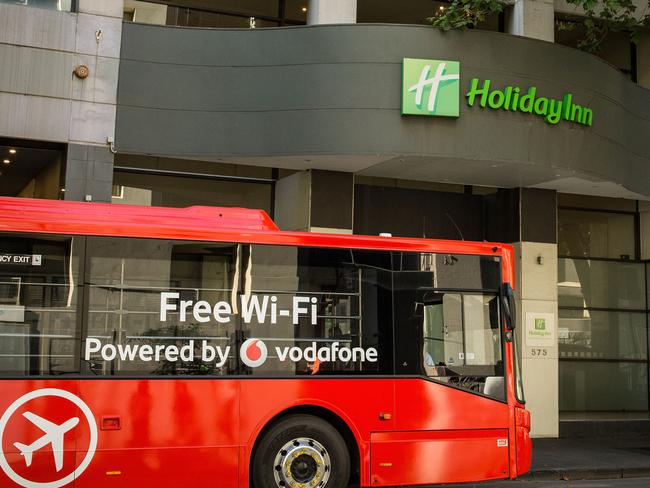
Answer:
[64,144,114,203]
[641,201,650,259]
[506,0,554,42]
[64,0,123,202]
[515,188,559,438]
[274,169,353,233]
[307,0,357,24]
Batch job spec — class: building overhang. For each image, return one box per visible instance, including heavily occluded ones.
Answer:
[116,23,650,198]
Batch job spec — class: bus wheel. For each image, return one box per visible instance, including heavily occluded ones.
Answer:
[252,414,350,488]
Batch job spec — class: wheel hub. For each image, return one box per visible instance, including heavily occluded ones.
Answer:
[273,437,331,488]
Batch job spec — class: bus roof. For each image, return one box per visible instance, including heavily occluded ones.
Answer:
[0,197,512,261]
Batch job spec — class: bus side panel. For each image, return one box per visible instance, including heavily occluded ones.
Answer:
[0,380,80,488]
[238,378,395,488]
[394,379,510,430]
[386,379,511,484]
[370,429,510,486]
[74,379,239,488]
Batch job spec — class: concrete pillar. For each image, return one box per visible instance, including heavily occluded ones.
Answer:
[63,1,122,203]
[274,169,353,233]
[307,0,357,24]
[638,32,650,90]
[641,200,650,259]
[64,144,114,203]
[506,0,554,42]
[515,188,559,438]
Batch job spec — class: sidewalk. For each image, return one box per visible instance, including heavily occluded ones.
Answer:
[523,437,650,481]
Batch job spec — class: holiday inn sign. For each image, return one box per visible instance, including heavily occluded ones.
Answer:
[402,58,593,126]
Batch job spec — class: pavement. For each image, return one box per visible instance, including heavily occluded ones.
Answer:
[437,437,650,487]
[522,437,650,481]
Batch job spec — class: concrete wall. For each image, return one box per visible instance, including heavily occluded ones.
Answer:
[116,23,650,199]
[0,1,123,201]
[0,2,122,146]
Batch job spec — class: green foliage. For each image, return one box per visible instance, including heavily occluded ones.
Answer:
[429,0,650,53]
[428,0,505,31]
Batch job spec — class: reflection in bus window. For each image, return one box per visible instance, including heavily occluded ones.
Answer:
[241,246,393,376]
[0,235,82,376]
[85,237,239,376]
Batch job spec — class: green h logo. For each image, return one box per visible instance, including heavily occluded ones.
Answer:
[402,58,460,117]
[535,318,546,331]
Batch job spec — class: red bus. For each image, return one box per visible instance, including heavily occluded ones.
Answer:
[0,197,531,488]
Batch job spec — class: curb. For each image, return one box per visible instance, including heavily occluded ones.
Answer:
[521,467,650,481]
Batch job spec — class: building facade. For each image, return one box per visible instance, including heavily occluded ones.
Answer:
[1,0,650,438]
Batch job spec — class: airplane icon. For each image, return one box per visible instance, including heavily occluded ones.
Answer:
[13,412,79,472]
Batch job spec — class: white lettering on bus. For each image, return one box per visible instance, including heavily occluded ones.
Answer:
[160,292,179,321]
[84,338,230,368]
[274,342,378,364]
[160,292,317,325]
[241,295,268,324]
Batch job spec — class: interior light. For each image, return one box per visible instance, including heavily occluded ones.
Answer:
[8,149,16,154]
[2,159,9,164]
[439,5,445,10]
[301,6,307,12]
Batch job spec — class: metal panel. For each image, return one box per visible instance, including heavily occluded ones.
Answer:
[116,23,650,197]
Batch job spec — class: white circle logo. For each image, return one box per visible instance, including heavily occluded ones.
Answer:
[240,338,268,368]
[0,388,98,488]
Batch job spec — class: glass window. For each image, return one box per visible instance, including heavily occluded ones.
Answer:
[358,0,438,24]
[393,252,502,291]
[172,0,280,17]
[558,258,646,310]
[0,0,72,12]
[240,246,393,376]
[284,0,307,22]
[112,170,273,214]
[0,141,64,200]
[560,361,648,411]
[84,237,240,376]
[559,309,647,360]
[558,209,636,259]
[423,294,503,400]
[393,261,504,400]
[0,234,82,376]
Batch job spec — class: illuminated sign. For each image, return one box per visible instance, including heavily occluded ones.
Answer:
[402,58,593,126]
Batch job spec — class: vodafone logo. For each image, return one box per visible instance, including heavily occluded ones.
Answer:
[240,338,268,368]
[0,389,98,488]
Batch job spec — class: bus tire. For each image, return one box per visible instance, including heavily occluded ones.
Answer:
[252,414,350,488]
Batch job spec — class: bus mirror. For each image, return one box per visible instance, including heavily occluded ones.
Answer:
[501,283,516,331]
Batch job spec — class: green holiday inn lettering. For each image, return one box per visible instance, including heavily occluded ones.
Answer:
[465,78,593,126]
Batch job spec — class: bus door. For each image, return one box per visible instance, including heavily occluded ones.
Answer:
[370,266,510,486]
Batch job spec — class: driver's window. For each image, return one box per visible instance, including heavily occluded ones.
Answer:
[423,293,504,400]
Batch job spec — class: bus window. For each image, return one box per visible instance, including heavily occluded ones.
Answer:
[84,237,239,376]
[0,234,83,376]
[422,293,504,400]
[393,260,504,401]
[240,245,393,376]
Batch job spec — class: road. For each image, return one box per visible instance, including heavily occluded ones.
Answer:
[448,478,650,487]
